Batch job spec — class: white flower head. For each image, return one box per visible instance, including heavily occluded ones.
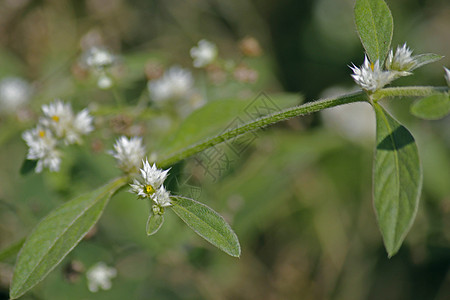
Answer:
[83,47,116,69]
[386,43,415,75]
[86,262,117,293]
[350,56,395,92]
[109,136,146,173]
[153,185,172,207]
[40,100,93,145]
[130,159,171,205]
[148,66,194,102]
[190,39,218,68]
[444,67,450,87]
[0,77,32,114]
[97,73,113,89]
[22,126,61,173]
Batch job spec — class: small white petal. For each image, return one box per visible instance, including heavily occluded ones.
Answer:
[22,126,61,173]
[148,66,194,102]
[350,56,395,92]
[110,136,146,173]
[190,39,218,68]
[444,67,450,87]
[86,262,117,293]
[386,43,416,72]
[151,185,172,207]
[0,77,32,114]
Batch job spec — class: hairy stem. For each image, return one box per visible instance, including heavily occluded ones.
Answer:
[157,85,448,168]
[158,91,369,167]
[372,86,449,102]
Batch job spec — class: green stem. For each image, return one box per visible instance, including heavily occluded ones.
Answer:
[372,86,449,102]
[158,90,369,167]
[157,85,448,168]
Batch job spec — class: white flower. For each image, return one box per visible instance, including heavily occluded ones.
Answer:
[84,47,115,69]
[109,136,146,173]
[130,159,171,205]
[0,77,31,114]
[153,185,172,207]
[40,100,93,144]
[350,56,395,92]
[97,74,113,89]
[190,39,218,68]
[148,66,194,102]
[86,262,117,293]
[386,43,415,75]
[444,67,450,87]
[22,126,61,173]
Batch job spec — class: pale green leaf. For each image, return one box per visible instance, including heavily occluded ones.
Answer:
[146,213,164,236]
[355,0,393,64]
[373,103,422,257]
[10,177,128,299]
[170,196,241,257]
[411,53,443,71]
[410,94,450,120]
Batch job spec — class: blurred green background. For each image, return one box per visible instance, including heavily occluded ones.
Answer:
[0,0,449,299]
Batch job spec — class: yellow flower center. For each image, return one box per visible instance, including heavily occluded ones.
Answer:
[145,184,155,195]
[370,62,374,71]
[52,115,60,122]
[39,130,45,138]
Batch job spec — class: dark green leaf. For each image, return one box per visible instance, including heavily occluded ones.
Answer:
[355,0,393,64]
[373,103,422,257]
[10,177,128,299]
[20,159,37,175]
[410,94,450,120]
[170,196,241,257]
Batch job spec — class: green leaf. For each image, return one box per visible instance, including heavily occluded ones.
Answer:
[146,212,164,236]
[20,159,37,175]
[411,53,443,71]
[355,0,393,65]
[10,176,128,299]
[410,93,450,120]
[373,103,422,257]
[170,196,241,257]
[0,238,25,262]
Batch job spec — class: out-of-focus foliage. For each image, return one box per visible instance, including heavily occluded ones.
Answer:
[0,0,449,299]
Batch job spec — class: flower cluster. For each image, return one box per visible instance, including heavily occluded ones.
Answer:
[81,46,117,90]
[86,262,117,293]
[350,43,426,93]
[109,136,146,174]
[190,39,218,68]
[148,66,194,102]
[130,159,172,210]
[22,100,93,173]
[350,56,395,92]
[0,77,32,114]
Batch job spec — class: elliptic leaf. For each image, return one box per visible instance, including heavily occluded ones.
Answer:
[411,53,443,71]
[411,94,450,120]
[170,196,241,257]
[10,177,128,299]
[355,0,393,65]
[373,103,422,257]
[146,213,164,236]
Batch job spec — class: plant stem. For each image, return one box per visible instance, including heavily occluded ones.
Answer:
[372,86,448,102]
[157,85,449,168]
[158,90,369,167]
